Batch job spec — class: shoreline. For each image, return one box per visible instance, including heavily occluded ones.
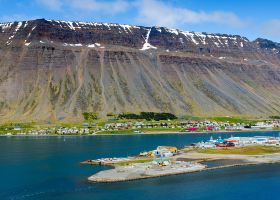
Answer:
[88,161,280,183]
[1,129,279,137]
[88,154,280,183]
[138,129,280,135]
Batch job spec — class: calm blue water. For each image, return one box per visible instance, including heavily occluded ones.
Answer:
[1,131,280,200]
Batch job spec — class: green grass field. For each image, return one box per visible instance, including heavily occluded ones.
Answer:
[96,129,136,134]
[140,127,183,133]
[114,158,153,166]
[0,123,35,134]
[208,117,259,124]
[196,145,280,155]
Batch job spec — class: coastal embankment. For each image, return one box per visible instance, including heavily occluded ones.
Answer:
[88,162,206,183]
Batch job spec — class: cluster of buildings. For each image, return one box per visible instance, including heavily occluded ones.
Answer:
[224,121,279,131]
[152,146,178,165]
[101,119,280,133]
[195,135,280,149]
[3,119,280,135]
[56,127,90,135]
[4,127,92,136]
[181,120,280,132]
[100,121,173,131]
[138,146,178,166]
[85,146,179,167]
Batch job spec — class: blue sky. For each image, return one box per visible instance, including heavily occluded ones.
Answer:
[0,0,280,42]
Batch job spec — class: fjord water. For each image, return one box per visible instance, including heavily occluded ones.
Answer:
[1,131,280,200]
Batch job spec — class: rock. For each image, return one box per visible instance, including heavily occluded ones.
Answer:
[0,19,279,122]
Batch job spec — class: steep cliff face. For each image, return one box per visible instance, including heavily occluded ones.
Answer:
[0,19,280,122]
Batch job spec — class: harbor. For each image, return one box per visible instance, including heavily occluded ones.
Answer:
[84,135,280,183]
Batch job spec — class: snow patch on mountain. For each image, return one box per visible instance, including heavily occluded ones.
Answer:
[140,28,157,50]
[6,22,23,45]
[47,20,139,33]
[181,31,200,45]
[165,28,179,35]
[0,22,13,32]
[63,43,83,47]
[87,44,95,48]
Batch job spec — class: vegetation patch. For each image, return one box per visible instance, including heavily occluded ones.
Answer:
[270,116,280,119]
[196,146,280,155]
[118,112,177,121]
[208,116,258,124]
[82,112,98,121]
[0,123,35,134]
[115,158,153,166]
[96,129,135,134]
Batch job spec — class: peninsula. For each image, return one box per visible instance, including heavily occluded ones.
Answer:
[84,136,280,183]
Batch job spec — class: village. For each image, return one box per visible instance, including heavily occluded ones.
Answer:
[84,135,280,183]
[99,119,280,133]
[2,118,280,136]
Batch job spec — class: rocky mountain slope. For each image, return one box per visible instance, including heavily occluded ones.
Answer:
[0,19,279,122]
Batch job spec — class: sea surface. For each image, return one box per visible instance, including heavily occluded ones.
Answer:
[1,131,280,200]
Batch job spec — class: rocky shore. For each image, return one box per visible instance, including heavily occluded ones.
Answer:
[88,162,206,183]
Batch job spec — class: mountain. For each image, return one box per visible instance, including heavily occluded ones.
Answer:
[0,19,280,122]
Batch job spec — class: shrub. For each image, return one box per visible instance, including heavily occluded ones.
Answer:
[82,112,98,121]
[118,112,177,121]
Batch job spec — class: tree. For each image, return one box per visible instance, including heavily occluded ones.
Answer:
[117,112,177,121]
[106,112,115,117]
[82,112,98,121]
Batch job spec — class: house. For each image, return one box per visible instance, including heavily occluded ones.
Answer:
[153,149,173,158]
[13,125,22,131]
[187,127,199,132]
[196,142,216,148]
[157,146,178,154]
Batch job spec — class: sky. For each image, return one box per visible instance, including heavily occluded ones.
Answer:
[0,0,280,42]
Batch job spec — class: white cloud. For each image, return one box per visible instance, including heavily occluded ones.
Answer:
[36,0,130,14]
[68,0,130,14]
[10,0,248,31]
[36,0,63,11]
[135,0,246,28]
[34,0,246,28]
[262,19,280,39]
